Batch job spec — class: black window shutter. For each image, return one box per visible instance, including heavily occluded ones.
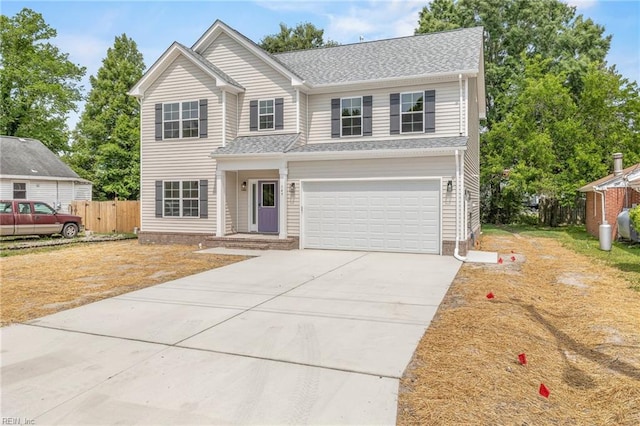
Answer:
[275,98,284,130]
[363,95,373,136]
[249,100,258,131]
[199,180,208,218]
[199,99,208,138]
[424,90,436,133]
[389,93,400,135]
[155,104,163,140]
[331,98,340,138]
[155,181,163,217]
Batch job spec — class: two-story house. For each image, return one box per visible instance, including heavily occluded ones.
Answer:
[129,20,485,256]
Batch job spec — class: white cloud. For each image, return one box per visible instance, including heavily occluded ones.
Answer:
[324,0,425,43]
[254,0,425,44]
[564,0,599,10]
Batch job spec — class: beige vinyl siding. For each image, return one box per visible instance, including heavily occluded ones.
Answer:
[288,156,456,240]
[306,81,463,144]
[202,33,296,136]
[299,91,308,143]
[140,55,222,233]
[225,93,238,143]
[235,170,279,232]
[465,77,481,236]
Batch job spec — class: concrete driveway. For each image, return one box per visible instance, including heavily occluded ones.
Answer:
[1,249,460,425]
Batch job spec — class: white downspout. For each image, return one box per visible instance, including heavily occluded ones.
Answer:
[454,149,466,261]
[221,91,226,147]
[296,89,300,134]
[458,74,463,136]
[594,186,607,224]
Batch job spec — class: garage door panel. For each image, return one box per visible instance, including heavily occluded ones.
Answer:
[303,180,440,254]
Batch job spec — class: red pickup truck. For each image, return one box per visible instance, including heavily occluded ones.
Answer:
[0,200,83,238]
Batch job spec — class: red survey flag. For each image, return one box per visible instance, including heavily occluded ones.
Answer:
[518,353,527,365]
[498,257,504,264]
[539,383,550,398]
[486,292,495,299]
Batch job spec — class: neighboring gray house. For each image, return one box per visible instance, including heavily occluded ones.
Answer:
[129,21,486,256]
[0,136,92,212]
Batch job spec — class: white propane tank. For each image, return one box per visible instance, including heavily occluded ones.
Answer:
[599,222,612,251]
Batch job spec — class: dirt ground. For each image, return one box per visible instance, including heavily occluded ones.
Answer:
[398,232,640,425]
[0,240,245,326]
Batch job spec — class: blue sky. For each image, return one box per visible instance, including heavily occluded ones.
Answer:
[2,0,639,129]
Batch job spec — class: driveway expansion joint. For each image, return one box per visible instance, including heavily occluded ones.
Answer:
[171,252,371,346]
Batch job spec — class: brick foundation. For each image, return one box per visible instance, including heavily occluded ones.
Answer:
[442,239,472,256]
[138,231,300,250]
[138,231,214,246]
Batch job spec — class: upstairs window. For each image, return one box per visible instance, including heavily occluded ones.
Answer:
[259,99,275,130]
[341,97,362,136]
[163,180,199,217]
[13,182,26,199]
[401,92,424,133]
[163,101,199,139]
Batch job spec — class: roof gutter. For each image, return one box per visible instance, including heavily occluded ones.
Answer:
[211,145,466,161]
[0,174,92,184]
[304,69,479,92]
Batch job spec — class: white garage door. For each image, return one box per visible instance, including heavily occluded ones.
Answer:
[302,180,440,254]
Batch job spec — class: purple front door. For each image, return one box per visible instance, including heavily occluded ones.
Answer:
[258,180,278,233]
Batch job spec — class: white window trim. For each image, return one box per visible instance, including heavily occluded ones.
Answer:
[258,98,275,131]
[400,91,425,134]
[340,96,363,138]
[162,100,199,140]
[12,181,28,199]
[162,180,200,218]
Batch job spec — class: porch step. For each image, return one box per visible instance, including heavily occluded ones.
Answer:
[204,236,299,250]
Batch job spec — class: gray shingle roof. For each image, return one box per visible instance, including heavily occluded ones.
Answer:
[177,43,244,89]
[214,133,301,155]
[0,136,85,179]
[288,137,468,153]
[274,27,483,86]
[212,135,467,157]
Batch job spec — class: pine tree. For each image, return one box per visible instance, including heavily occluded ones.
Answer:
[69,34,145,200]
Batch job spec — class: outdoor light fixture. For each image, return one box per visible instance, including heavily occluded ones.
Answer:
[290,182,296,192]
[241,181,247,191]
[447,180,453,193]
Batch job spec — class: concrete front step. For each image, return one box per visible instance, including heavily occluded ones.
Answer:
[204,236,299,250]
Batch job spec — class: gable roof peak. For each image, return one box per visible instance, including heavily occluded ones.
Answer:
[129,40,244,97]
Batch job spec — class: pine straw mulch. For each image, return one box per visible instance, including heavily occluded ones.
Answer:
[0,240,246,326]
[398,231,640,425]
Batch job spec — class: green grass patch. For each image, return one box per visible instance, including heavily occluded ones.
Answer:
[483,224,640,290]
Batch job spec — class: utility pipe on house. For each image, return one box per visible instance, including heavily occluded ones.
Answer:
[594,185,612,251]
[454,149,466,261]
[458,74,463,136]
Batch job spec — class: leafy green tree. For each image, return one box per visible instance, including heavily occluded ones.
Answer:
[416,0,610,126]
[414,0,636,224]
[0,8,85,153]
[482,57,640,223]
[69,34,144,200]
[260,22,339,53]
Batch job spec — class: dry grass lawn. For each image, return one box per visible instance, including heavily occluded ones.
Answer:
[398,231,640,425]
[0,240,245,326]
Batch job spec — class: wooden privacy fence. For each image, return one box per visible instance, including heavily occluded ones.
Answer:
[70,200,140,234]
[538,197,586,227]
